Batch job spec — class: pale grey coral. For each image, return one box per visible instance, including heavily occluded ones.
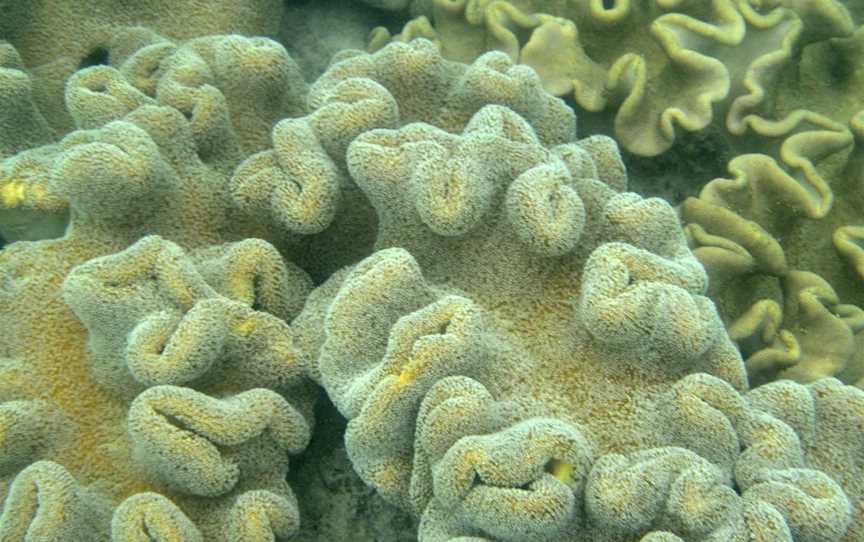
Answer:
[0,23,861,542]
[0,32,321,541]
[289,45,858,537]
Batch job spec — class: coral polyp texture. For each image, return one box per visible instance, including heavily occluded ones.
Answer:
[370,0,855,157]
[0,0,286,133]
[0,41,67,243]
[0,8,862,542]
[291,43,863,538]
[0,32,322,540]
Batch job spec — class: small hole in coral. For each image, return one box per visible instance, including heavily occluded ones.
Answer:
[78,47,110,70]
[602,0,615,9]
[251,273,264,312]
[0,234,6,250]
[827,51,851,85]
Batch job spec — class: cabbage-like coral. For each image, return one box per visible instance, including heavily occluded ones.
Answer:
[371,0,854,157]
[677,15,864,388]
[746,377,864,541]
[0,33,319,541]
[2,30,585,541]
[292,47,859,538]
[0,232,317,540]
[231,37,577,280]
[0,0,286,132]
[681,108,864,388]
[1,21,861,542]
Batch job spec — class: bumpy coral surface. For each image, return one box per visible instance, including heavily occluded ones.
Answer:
[0,0,286,133]
[0,32,320,541]
[1,12,862,541]
[0,40,67,244]
[291,40,863,541]
[371,0,854,157]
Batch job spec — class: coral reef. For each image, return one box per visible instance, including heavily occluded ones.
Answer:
[0,0,286,133]
[681,130,864,387]
[0,41,67,244]
[289,40,863,541]
[0,32,320,541]
[680,26,864,388]
[0,0,862,539]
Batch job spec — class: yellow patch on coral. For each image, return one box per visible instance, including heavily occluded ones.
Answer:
[396,364,418,387]
[270,340,297,366]
[0,179,51,208]
[0,180,28,207]
[234,318,257,335]
[228,274,254,303]
[29,183,47,202]
[546,458,574,483]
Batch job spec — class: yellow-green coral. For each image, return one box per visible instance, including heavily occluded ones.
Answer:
[0,234,316,539]
[0,33,322,541]
[0,42,66,243]
[0,0,287,132]
[681,106,864,388]
[0,42,54,159]
[1,15,862,542]
[372,0,854,157]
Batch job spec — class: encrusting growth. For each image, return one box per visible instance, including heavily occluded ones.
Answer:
[0,16,862,542]
[292,39,863,541]
[0,31,321,541]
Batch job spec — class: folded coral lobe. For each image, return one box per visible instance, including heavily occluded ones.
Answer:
[1,31,323,541]
[291,37,860,542]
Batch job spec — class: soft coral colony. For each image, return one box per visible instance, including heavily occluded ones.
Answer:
[0,2,862,542]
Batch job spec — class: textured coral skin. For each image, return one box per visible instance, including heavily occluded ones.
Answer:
[231,37,576,281]
[0,42,67,243]
[370,0,854,156]
[0,33,319,541]
[0,0,286,133]
[289,42,861,541]
[0,22,862,542]
[0,42,54,160]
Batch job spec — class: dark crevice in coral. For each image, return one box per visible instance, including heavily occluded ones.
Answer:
[78,47,109,70]
[0,234,6,251]
[565,98,733,206]
[250,272,265,312]
[287,389,344,479]
[159,410,199,437]
[602,0,616,10]
[827,47,852,86]
[622,127,731,205]
[141,518,157,542]
[288,391,417,541]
